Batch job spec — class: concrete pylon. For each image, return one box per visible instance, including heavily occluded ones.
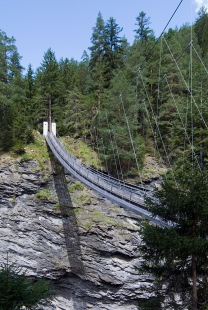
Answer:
[43,122,48,136]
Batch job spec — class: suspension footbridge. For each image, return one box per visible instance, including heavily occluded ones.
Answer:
[45,131,169,226]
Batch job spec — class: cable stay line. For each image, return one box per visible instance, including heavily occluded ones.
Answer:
[190,25,194,166]
[140,98,168,183]
[101,137,110,176]
[119,94,145,192]
[111,129,124,183]
[93,126,102,171]
[164,75,202,171]
[138,0,184,71]
[191,42,208,75]
[163,36,208,131]
[105,112,122,186]
[138,68,178,186]
[155,14,208,90]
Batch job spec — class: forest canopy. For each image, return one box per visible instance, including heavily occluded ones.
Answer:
[0,9,208,176]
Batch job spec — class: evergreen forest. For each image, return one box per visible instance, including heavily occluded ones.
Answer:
[0,8,208,176]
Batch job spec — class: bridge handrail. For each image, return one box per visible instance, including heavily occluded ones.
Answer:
[47,133,142,204]
[50,133,148,194]
[48,133,146,204]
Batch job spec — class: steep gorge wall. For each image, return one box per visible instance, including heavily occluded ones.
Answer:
[0,155,153,310]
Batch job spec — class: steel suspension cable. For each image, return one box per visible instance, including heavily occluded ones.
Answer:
[160,13,208,82]
[190,23,194,165]
[119,94,145,190]
[101,137,110,176]
[155,36,164,157]
[164,75,201,171]
[111,129,124,182]
[141,98,168,182]
[138,69,177,185]
[163,36,208,130]
[105,113,121,184]
[94,127,102,171]
[191,42,208,75]
[139,0,184,70]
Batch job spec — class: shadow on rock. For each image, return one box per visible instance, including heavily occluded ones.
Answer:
[49,150,86,308]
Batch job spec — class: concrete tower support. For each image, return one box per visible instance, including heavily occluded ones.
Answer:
[43,122,48,136]
[52,123,56,136]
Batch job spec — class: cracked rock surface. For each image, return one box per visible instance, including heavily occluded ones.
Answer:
[0,157,152,310]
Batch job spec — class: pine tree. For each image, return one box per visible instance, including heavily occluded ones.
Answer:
[194,7,208,57]
[34,48,60,132]
[134,11,154,42]
[78,50,91,95]
[25,64,35,101]
[89,12,106,109]
[0,261,53,309]
[138,162,208,309]
[103,17,126,85]
[0,30,16,150]
[64,86,84,137]
[0,30,33,151]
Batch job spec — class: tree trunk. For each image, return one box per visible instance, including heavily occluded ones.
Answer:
[192,255,197,310]
[98,91,101,110]
[48,95,52,133]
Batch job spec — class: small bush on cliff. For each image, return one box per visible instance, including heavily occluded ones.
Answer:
[35,188,57,202]
[69,181,84,192]
[0,261,54,310]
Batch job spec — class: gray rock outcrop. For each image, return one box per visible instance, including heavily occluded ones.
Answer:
[0,154,153,310]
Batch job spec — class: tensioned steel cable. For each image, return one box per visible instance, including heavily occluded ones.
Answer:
[138,0,184,71]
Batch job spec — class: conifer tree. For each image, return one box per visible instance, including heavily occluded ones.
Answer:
[34,48,60,132]
[89,12,105,109]
[134,11,154,42]
[0,30,16,150]
[0,261,53,309]
[0,30,32,151]
[25,64,35,101]
[78,51,91,95]
[64,86,84,137]
[138,162,208,309]
[194,7,208,57]
[103,17,126,85]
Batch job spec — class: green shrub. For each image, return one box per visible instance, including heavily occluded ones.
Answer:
[20,153,31,161]
[0,262,54,310]
[12,141,25,155]
[69,181,84,192]
[35,188,52,201]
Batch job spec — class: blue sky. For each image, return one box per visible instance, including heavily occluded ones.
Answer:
[0,0,206,72]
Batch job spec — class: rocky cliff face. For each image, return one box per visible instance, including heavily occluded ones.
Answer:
[0,153,153,310]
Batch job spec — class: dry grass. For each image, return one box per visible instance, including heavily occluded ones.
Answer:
[60,136,102,169]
